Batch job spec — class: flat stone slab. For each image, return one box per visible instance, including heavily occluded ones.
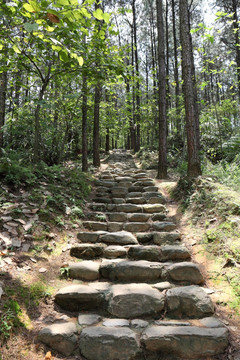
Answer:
[151,213,167,221]
[142,204,166,214]
[69,261,100,281]
[108,222,123,232]
[108,283,165,318]
[79,326,140,360]
[165,262,204,284]
[83,221,108,231]
[78,314,101,326]
[104,245,127,258]
[115,204,142,213]
[152,221,176,232]
[166,285,214,318]
[128,245,162,262]
[38,322,78,356]
[126,198,147,204]
[134,180,154,187]
[100,260,163,282]
[99,231,138,245]
[153,232,181,245]
[124,222,151,232]
[126,192,143,198]
[141,325,228,358]
[77,232,100,243]
[127,213,151,222]
[70,244,106,259]
[55,284,107,311]
[102,319,130,327]
[143,186,158,192]
[160,245,191,261]
[199,316,224,328]
[107,213,128,222]
[128,186,143,192]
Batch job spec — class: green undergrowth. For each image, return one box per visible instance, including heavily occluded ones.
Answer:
[172,175,240,314]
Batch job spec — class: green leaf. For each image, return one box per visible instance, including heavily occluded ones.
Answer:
[81,7,91,19]
[77,55,83,66]
[24,23,39,32]
[55,0,70,5]
[0,44,3,50]
[29,0,40,11]
[103,13,110,24]
[52,45,62,51]
[93,8,104,20]
[12,44,21,54]
[23,3,35,12]
[59,50,69,62]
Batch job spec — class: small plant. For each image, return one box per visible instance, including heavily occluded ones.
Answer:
[0,300,22,343]
[60,266,70,278]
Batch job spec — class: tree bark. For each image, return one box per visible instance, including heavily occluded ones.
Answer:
[82,71,88,172]
[156,0,168,179]
[180,0,201,177]
[93,83,101,167]
[0,70,7,149]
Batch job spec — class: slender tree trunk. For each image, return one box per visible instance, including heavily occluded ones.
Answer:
[106,127,110,153]
[180,0,201,177]
[33,81,49,163]
[132,0,141,152]
[82,71,88,172]
[131,29,136,151]
[156,0,168,179]
[93,83,101,167]
[172,0,181,137]
[232,0,240,99]
[165,0,170,111]
[0,70,7,149]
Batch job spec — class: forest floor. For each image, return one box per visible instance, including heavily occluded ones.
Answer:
[0,153,240,359]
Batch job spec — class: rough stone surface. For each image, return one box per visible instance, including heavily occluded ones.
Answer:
[128,245,162,262]
[83,221,108,231]
[141,326,228,359]
[70,244,106,259]
[104,245,127,258]
[199,316,224,328]
[102,318,130,327]
[151,213,167,222]
[100,231,138,245]
[38,322,78,356]
[166,262,204,284]
[112,198,126,204]
[128,213,151,222]
[115,204,142,213]
[153,282,174,291]
[108,222,123,232]
[55,284,106,311]
[108,283,165,318]
[166,286,214,318]
[152,222,176,232]
[126,198,147,205]
[142,204,166,214]
[69,261,100,281]
[100,260,163,282]
[153,232,181,245]
[127,192,143,199]
[143,186,158,192]
[136,232,153,243]
[131,319,149,329]
[160,245,190,261]
[78,314,101,326]
[129,186,143,193]
[77,232,100,243]
[79,326,140,360]
[124,222,151,233]
[108,213,128,222]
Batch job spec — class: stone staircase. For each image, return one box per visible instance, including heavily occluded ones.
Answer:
[38,150,229,359]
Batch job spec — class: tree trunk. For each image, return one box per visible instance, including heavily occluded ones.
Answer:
[106,127,110,153]
[93,83,101,167]
[82,72,88,172]
[165,0,170,111]
[132,0,141,152]
[172,0,181,136]
[179,0,201,177]
[156,0,168,179]
[232,0,240,99]
[0,70,7,149]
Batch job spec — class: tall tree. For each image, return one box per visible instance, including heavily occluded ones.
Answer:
[179,0,201,177]
[156,0,168,178]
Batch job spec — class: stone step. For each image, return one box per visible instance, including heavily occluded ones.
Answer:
[70,244,190,262]
[141,325,228,359]
[55,283,213,319]
[39,316,228,358]
[126,197,147,204]
[136,231,181,244]
[100,260,203,284]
